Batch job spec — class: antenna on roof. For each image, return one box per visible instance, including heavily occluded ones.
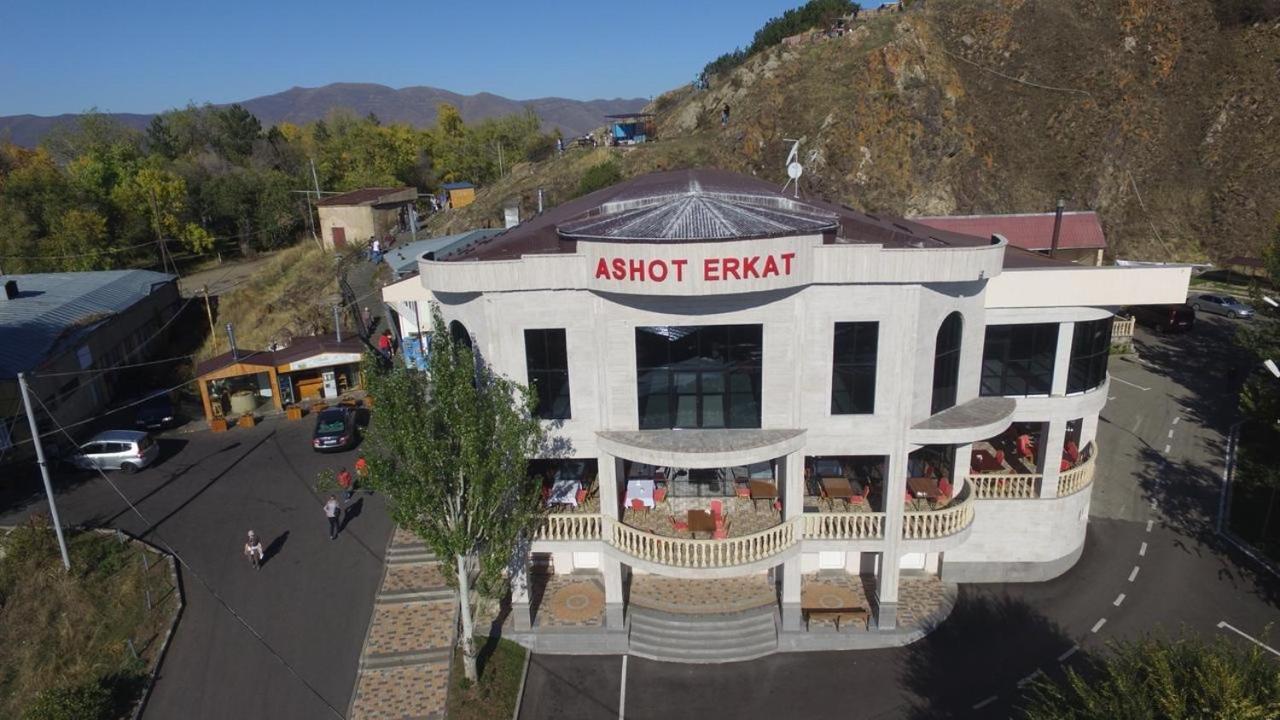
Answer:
[781,138,803,198]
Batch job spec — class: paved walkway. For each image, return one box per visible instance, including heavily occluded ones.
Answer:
[350,527,455,720]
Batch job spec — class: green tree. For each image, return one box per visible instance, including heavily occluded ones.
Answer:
[576,159,622,197]
[0,198,40,273]
[48,208,110,271]
[361,305,546,683]
[112,165,213,255]
[1022,634,1280,719]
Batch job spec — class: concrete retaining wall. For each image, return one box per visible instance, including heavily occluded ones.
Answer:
[940,486,1092,583]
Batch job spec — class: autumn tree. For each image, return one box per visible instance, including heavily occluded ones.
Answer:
[361,306,546,682]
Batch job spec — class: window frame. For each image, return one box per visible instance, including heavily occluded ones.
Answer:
[830,321,879,415]
[1066,318,1111,394]
[979,323,1059,397]
[635,324,763,430]
[930,313,963,415]
[523,328,571,420]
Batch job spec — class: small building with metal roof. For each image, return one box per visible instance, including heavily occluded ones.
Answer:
[441,182,477,209]
[0,270,179,457]
[381,229,503,279]
[316,186,418,252]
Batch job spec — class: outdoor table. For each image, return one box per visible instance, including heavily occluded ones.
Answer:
[625,479,656,508]
[821,477,856,507]
[687,510,717,538]
[748,480,778,511]
[546,479,580,507]
[971,449,1003,473]
[907,476,941,499]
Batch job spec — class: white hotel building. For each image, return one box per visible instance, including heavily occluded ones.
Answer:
[385,169,1188,656]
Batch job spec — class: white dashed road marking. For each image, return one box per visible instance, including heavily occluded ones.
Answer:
[1112,376,1151,391]
[972,696,998,710]
[1091,618,1107,633]
[1057,645,1080,662]
[1218,621,1280,657]
[1172,417,1180,425]
[1146,520,1153,532]
[1129,566,1140,582]
[1114,593,1126,606]
[1164,444,1171,454]
[1168,429,1174,438]
[1139,542,1147,556]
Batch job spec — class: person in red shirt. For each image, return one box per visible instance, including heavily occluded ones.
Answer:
[377,330,393,361]
[337,467,354,502]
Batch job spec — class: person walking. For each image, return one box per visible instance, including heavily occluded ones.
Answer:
[337,466,354,502]
[721,103,731,127]
[371,238,382,264]
[324,495,341,539]
[361,306,372,333]
[355,455,369,483]
[244,530,264,570]
[377,329,393,361]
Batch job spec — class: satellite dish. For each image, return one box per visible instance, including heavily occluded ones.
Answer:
[781,138,804,197]
[787,162,803,180]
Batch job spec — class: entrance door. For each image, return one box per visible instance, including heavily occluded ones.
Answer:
[322,370,338,398]
[332,226,346,248]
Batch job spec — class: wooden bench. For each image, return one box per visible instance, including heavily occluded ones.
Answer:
[802,607,870,631]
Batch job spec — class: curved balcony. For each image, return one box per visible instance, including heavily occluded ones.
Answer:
[604,516,797,573]
[535,513,603,541]
[801,512,886,541]
[968,442,1097,499]
[902,487,974,540]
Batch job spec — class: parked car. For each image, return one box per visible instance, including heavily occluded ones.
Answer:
[1189,294,1254,318]
[1128,303,1195,333]
[69,430,159,473]
[312,407,357,452]
[134,392,177,430]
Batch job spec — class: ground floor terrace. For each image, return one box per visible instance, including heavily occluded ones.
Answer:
[512,414,1098,657]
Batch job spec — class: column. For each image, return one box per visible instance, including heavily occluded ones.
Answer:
[1039,418,1068,498]
[510,538,532,631]
[602,555,626,631]
[1050,321,1076,396]
[952,442,973,496]
[877,446,908,630]
[598,453,621,520]
[782,451,805,520]
[780,556,803,631]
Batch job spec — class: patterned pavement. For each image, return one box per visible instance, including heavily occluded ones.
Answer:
[349,527,455,720]
[531,573,606,628]
[629,574,777,614]
[801,572,949,630]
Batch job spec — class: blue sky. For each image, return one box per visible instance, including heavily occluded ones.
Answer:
[0,0,813,116]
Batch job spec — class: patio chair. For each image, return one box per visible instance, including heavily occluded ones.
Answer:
[735,482,751,499]
[710,499,724,522]
[670,516,689,532]
[630,498,648,512]
[934,478,954,509]
[1064,440,1080,464]
[575,488,587,505]
[653,487,667,503]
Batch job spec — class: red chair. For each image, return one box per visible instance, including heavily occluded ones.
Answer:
[995,449,1006,466]
[772,499,783,512]
[575,488,587,505]
[735,483,751,498]
[1017,434,1035,462]
[631,498,647,512]
[1060,459,1071,472]
[713,526,727,540]
[1064,440,1080,463]
[710,499,723,522]
[653,487,667,503]
[850,484,870,506]
[671,516,689,532]
[939,477,953,498]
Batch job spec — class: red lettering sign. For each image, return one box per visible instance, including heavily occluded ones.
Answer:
[594,253,796,284]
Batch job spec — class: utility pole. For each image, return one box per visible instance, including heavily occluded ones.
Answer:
[17,373,71,571]
[201,285,218,352]
[333,305,343,342]
[495,142,505,178]
[145,188,171,275]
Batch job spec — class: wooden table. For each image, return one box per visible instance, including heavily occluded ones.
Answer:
[748,480,777,510]
[821,477,856,507]
[687,510,717,538]
[907,476,941,499]
[971,449,1003,473]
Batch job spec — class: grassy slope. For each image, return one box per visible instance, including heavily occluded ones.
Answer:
[0,527,176,717]
[430,2,1280,262]
[447,638,527,720]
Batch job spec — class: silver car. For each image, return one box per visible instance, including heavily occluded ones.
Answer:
[70,430,159,473]
[1190,293,1253,318]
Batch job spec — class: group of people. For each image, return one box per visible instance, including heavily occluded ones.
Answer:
[243,456,369,569]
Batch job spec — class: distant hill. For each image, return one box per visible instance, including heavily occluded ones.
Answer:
[0,82,649,146]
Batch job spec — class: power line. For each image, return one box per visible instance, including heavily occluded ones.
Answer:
[34,353,197,378]
[0,217,304,262]
[28,392,346,719]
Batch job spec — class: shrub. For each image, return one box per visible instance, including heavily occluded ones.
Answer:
[23,679,113,720]
[576,160,622,198]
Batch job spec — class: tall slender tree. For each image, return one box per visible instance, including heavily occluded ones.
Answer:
[361,305,547,682]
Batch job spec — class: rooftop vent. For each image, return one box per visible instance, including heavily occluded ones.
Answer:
[3,279,16,300]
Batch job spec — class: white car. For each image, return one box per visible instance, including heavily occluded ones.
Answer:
[70,430,159,473]
[1190,293,1254,319]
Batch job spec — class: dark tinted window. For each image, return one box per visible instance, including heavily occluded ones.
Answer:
[931,313,963,415]
[1067,318,1111,393]
[525,329,571,419]
[831,322,878,414]
[980,324,1058,396]
[636,325,762,429]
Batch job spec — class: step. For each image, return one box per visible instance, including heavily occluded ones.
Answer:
[387,551,437,565]
[627,607,778,664]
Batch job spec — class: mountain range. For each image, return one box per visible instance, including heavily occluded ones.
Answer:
[0,82,649,146]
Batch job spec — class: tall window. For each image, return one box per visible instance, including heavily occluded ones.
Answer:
[635,325,762,429]
[524,329,571,419]
[1067,318,1111,393]
[831,322,878,414]
[980,323,1058,396]
[931,313,963,415]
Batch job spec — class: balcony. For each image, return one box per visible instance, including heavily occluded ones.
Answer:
[605,516,797,571]
[968,442,1097,499]
[902,485,974,539]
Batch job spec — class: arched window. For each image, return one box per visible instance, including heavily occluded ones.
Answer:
[931,312,963,415]
[449,320,472,350]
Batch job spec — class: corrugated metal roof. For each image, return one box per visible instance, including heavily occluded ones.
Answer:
[382,229,502,276]
[316,187,416,207]
[442,182,475,190]
[0,269,177,378]
[911,212,1106,251]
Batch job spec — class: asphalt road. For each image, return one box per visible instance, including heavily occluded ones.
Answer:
[1,417,391,719]
[519,315,1280,720]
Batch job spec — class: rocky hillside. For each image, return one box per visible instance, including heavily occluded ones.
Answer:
[431,0,1280,262]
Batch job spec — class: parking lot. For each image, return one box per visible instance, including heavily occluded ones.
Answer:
[2,415,391,719]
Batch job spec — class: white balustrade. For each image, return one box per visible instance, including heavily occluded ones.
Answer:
[1112,316,1135,342]
[801,512,885,540]
[902,493,974,540]
[535,513,603,541]
[1058,450,1097,496]
[969,474,1039,499]
[605,517,796,568]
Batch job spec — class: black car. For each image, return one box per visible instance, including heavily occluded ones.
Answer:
[134,393,178,430]
[1128,303,1195,333]
[312,407,357,452]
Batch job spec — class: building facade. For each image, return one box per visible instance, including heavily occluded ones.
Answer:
[387,169,1189,650]
[316,187,418,251]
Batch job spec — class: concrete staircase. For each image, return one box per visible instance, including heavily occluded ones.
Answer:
[627,606,778,663]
